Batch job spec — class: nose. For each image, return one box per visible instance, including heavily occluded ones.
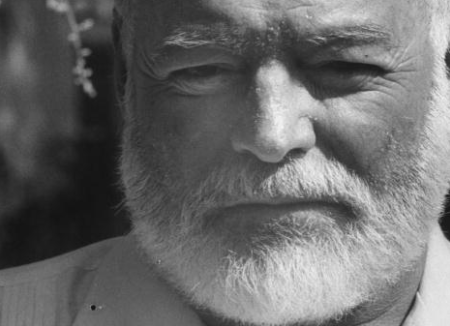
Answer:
[232,60,318,163]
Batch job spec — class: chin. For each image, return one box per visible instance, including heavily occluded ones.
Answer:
[128,155,432,326]
[133,215,406,326]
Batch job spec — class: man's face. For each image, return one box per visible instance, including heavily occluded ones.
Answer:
[121,0,450,325]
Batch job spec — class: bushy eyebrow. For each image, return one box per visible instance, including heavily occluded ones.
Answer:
[148,22,393,62]
[302,25,393,48]
[146,23,245,63]
[162,24,243,48]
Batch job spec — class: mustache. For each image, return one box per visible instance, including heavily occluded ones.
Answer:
[176,154,375,216]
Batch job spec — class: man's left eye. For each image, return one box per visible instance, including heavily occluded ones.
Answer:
[319,61,385,77]
[306,61,387,94]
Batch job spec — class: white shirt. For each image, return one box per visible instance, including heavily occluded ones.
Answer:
[403,224,450,326]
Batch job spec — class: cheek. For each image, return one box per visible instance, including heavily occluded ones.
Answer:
[133,88,240,183]
[323,82,430,180]
[322,29,435,178]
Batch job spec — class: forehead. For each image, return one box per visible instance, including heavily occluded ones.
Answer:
[135,0,423,39]
[135,0,427,58]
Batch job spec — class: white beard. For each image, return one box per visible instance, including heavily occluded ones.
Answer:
[121,59,450,326]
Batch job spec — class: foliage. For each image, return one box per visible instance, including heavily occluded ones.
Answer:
[0,0,97,97]
[46,0,97,97]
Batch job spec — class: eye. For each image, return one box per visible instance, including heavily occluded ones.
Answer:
[171,65,230,80]
[168,64,242,95]
[319,61,385,77]
[307,61,387,94]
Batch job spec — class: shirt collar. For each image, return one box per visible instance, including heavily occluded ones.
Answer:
[73,224,450,326]
[403,224,450,326]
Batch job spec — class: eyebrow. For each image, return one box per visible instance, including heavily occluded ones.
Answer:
[162,24,242,48]
[149,22,393,62]
[302,25,393,48]
[146,24,244,63]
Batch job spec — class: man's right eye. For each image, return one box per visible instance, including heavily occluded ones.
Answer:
[168,64,241,95]
[171,65,228,79]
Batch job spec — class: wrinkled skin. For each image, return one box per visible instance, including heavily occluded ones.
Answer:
[130,0,433,186]
[122,0,445,325]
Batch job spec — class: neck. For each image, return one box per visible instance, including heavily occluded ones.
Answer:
[196,250,427,326]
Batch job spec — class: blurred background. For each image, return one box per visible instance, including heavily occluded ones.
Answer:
[0,0,128,268]
[0,0,449,269]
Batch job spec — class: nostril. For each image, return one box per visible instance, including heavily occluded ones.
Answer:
[232,138,293,164]
[231,116,317,163]
[285,147,307,159]
[255,145,290,164]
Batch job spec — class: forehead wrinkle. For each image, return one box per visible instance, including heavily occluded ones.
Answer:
[234,1,314,11]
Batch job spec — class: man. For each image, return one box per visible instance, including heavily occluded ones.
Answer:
[1,0,450,325]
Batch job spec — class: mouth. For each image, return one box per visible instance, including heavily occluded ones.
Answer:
[212,199,356,231]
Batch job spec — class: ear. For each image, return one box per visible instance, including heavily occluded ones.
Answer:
[112,8,127,105]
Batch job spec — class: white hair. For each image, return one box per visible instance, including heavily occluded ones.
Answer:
[427,0,450,57]
[116,0,450,324]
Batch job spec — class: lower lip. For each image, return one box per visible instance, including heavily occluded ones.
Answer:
[213,202,354,230]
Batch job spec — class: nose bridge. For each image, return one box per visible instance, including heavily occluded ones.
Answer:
[253,61,296,149]
[255,60,292,119]
[231,60,317,163]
